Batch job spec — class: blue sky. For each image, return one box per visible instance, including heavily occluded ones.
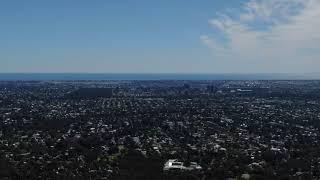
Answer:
[1,0,320,73]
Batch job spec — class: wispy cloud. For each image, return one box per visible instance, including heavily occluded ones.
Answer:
[201,0,320,73]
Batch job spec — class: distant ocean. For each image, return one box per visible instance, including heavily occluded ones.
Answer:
[0,73,319,81]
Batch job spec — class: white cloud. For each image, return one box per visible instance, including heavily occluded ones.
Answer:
[200,35,232,57]
[201,0,320,73]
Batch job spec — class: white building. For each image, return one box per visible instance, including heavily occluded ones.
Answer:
[163,159,202,171]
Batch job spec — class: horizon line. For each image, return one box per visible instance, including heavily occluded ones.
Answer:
[1,72,320,75]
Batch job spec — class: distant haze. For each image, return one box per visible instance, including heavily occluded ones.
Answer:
[1,73,320,81]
